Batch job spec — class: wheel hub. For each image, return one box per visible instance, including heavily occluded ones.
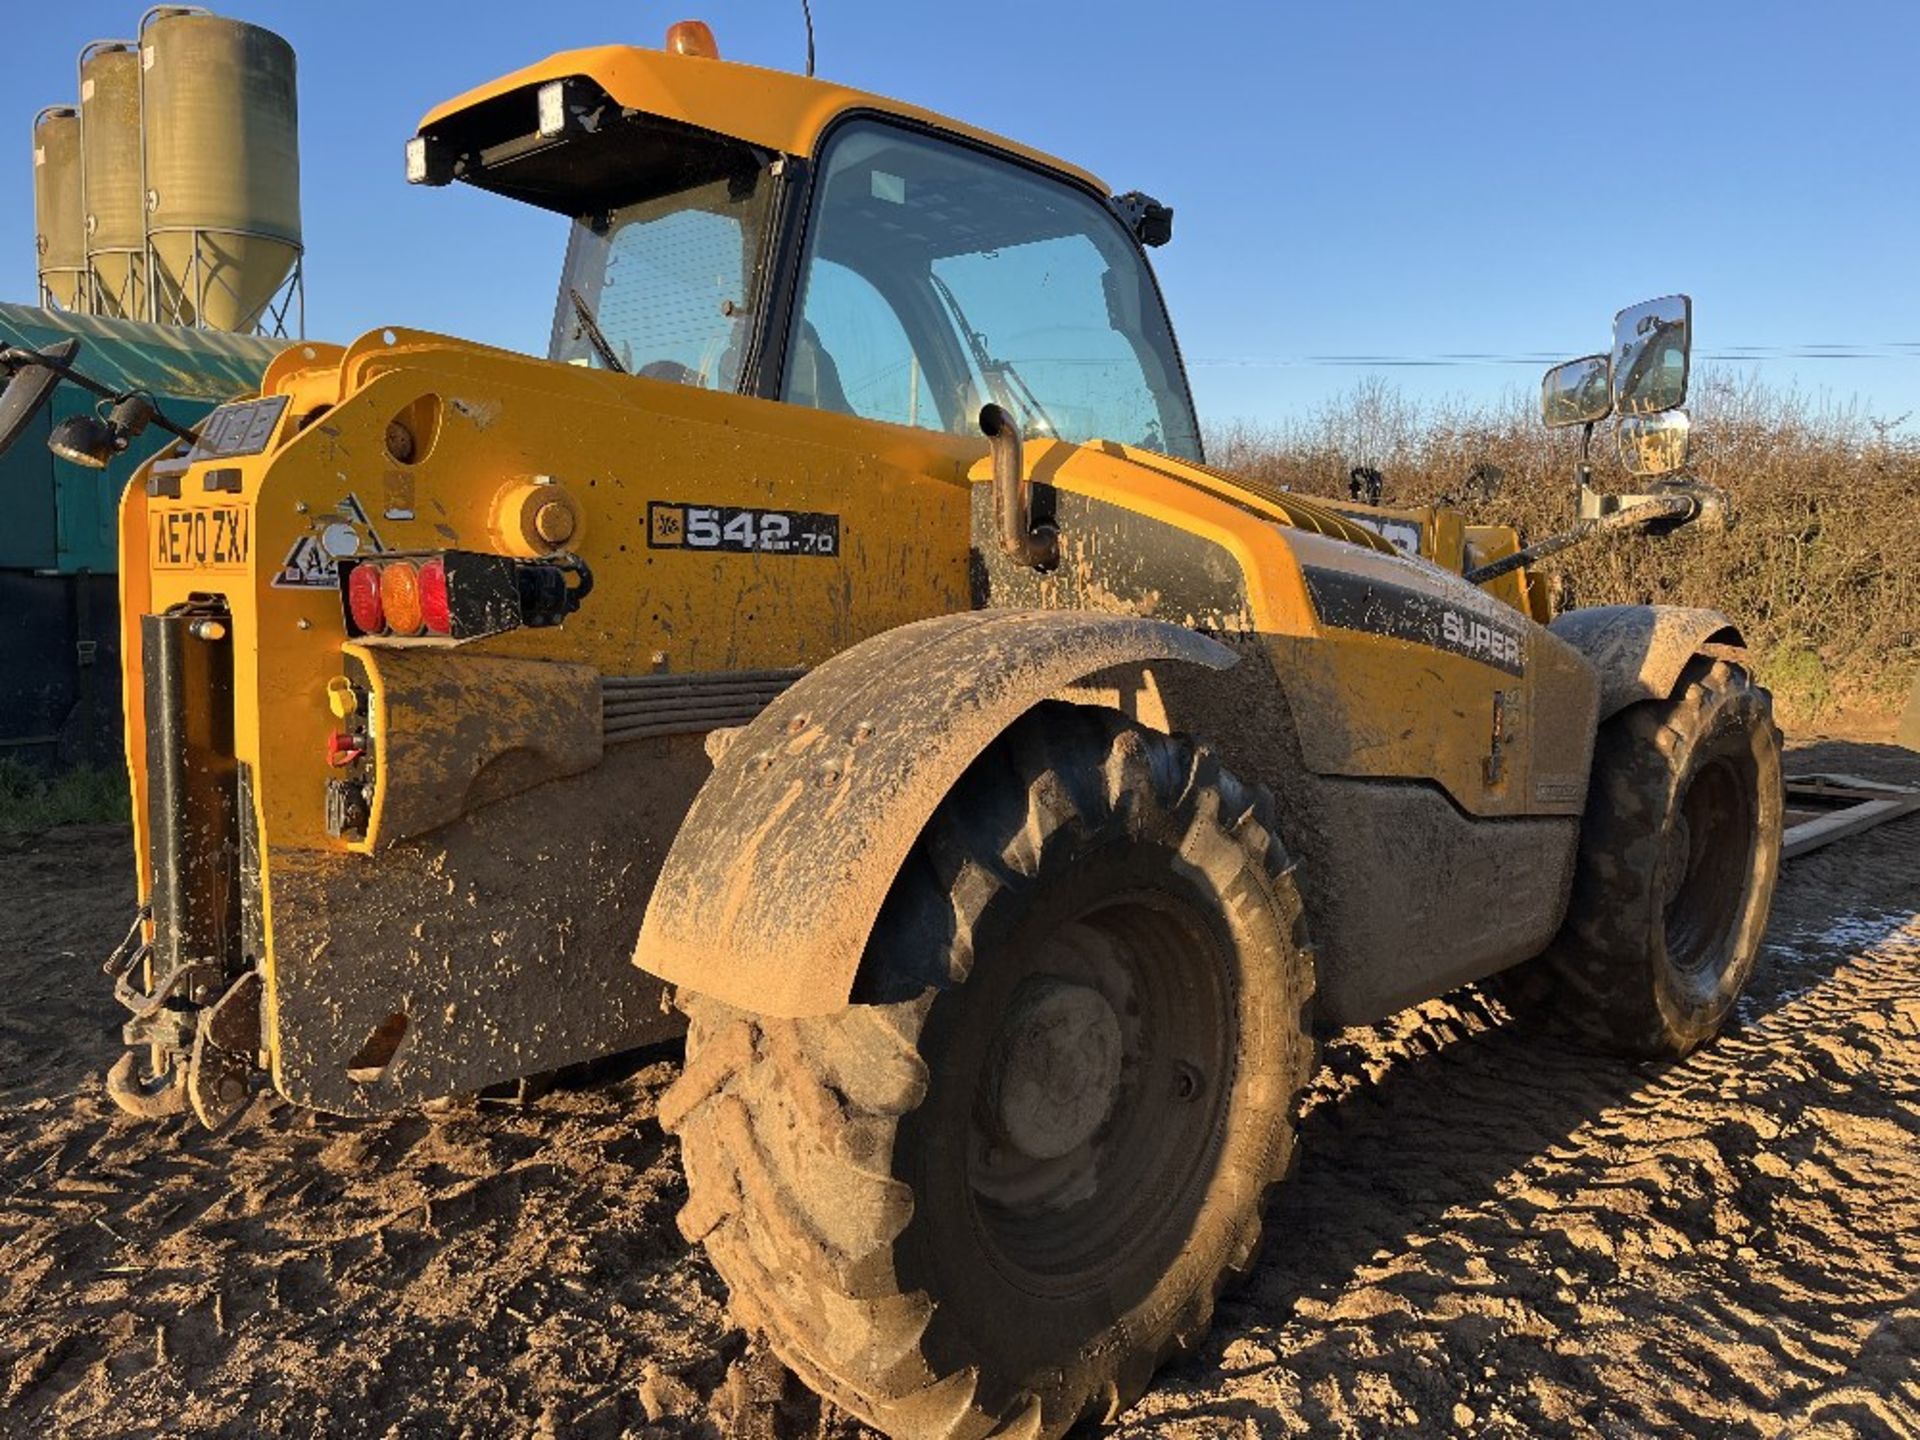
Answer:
[983,976,1124,1161]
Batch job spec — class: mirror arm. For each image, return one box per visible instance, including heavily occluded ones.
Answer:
[1465,494,1695,586]
[0,346,197,444]
[1569,422,1596,513]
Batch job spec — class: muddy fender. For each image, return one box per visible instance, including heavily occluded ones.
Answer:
[1549,604,1745,721]
[634,610,1236,1016]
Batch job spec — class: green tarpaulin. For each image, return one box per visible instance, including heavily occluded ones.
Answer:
[0,303,289,574]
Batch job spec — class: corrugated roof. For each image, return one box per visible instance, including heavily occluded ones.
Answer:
[0,303,290,402]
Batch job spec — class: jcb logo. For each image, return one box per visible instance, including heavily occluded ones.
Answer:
[649,503,686,547]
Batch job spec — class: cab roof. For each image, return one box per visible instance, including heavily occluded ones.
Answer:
[416,44,1108,196]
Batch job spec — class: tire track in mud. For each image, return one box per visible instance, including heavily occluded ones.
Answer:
[1127,797,1920,1439]
[0,825,132,1109]
[1,1059,748,1438]
[2,744,1916,1438]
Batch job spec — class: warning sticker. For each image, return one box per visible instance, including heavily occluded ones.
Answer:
[271,493,387,589]
[274,534,334,589]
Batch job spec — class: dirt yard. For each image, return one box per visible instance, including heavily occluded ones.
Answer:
[3,739,1916,1440]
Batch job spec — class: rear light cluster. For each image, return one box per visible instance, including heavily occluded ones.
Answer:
[338,550,592,640]
[346,557,446,635]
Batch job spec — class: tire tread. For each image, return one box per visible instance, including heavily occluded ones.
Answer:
[661,706,1316,1437]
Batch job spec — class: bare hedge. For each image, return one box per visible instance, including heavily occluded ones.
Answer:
[1209,374,1920,726]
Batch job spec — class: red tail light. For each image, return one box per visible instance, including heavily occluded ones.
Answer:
[347,562,385,634]
[418,556,451,634]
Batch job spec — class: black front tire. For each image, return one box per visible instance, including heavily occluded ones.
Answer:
[660,704,1316,1438]
[1500,657,1784,1057]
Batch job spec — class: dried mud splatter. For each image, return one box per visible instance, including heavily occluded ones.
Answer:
[2,740,1916,1439]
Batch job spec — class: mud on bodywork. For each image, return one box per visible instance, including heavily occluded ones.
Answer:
[970,482,1255,631]
[634,609,1237,1017]
[1146,639,1583,1029]
[267,735,711,1114]
[341,646,603,850]
[962,469,1597,1027]
[1549,604,1745,718]
[109,325,983,1118]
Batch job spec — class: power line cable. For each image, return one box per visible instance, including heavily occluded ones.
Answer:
[1189,345,1920,369]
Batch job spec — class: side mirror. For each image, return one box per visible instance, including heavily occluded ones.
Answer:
[0,338,81,460]
[1540,353,1612,428]
[1611,294,1691,416]
[1618,410,1690,477]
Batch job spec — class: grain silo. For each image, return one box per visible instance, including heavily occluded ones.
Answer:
[141,7,303,334]
[31,106,88,312]
[78,40,148,319]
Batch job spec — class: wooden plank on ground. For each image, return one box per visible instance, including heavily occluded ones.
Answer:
[1782,794,1920,861]
[1786,772,1917,800]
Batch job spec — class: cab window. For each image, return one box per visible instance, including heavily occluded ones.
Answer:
[796,258,939,427]
[550,159,772,391]
[784,119,1201,459]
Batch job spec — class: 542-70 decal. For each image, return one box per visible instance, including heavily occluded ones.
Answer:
[648,502,839,557]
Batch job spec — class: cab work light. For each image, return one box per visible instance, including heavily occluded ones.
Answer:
[337,551,593,640]
[536,81,570,138]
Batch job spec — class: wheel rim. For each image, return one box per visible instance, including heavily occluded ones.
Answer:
[963,890,1234,1298]
[1663,753,1757,985]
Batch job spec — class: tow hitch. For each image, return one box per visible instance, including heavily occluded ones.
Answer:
[103,901,263,1127]
[102,602,263,1128]
[100,904,192,1118]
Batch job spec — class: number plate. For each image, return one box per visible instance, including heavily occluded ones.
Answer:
[647,501,840,557]
[151,505,251,569]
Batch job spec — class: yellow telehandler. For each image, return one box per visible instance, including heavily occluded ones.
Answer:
[0,20,1782,1437]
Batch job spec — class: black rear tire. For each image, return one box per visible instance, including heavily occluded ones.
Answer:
[660,704,1316,1438]
[1499,656,1784,1057]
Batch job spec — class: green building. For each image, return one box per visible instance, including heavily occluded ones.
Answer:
[0,303,287,768]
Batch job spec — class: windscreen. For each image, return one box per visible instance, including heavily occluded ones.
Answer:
[548,146,773,391]
[784,119,1201,459]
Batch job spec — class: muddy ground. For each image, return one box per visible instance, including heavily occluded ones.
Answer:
[2,738,1916,1439]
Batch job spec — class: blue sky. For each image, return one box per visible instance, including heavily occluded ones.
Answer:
[7,2,1917,429]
